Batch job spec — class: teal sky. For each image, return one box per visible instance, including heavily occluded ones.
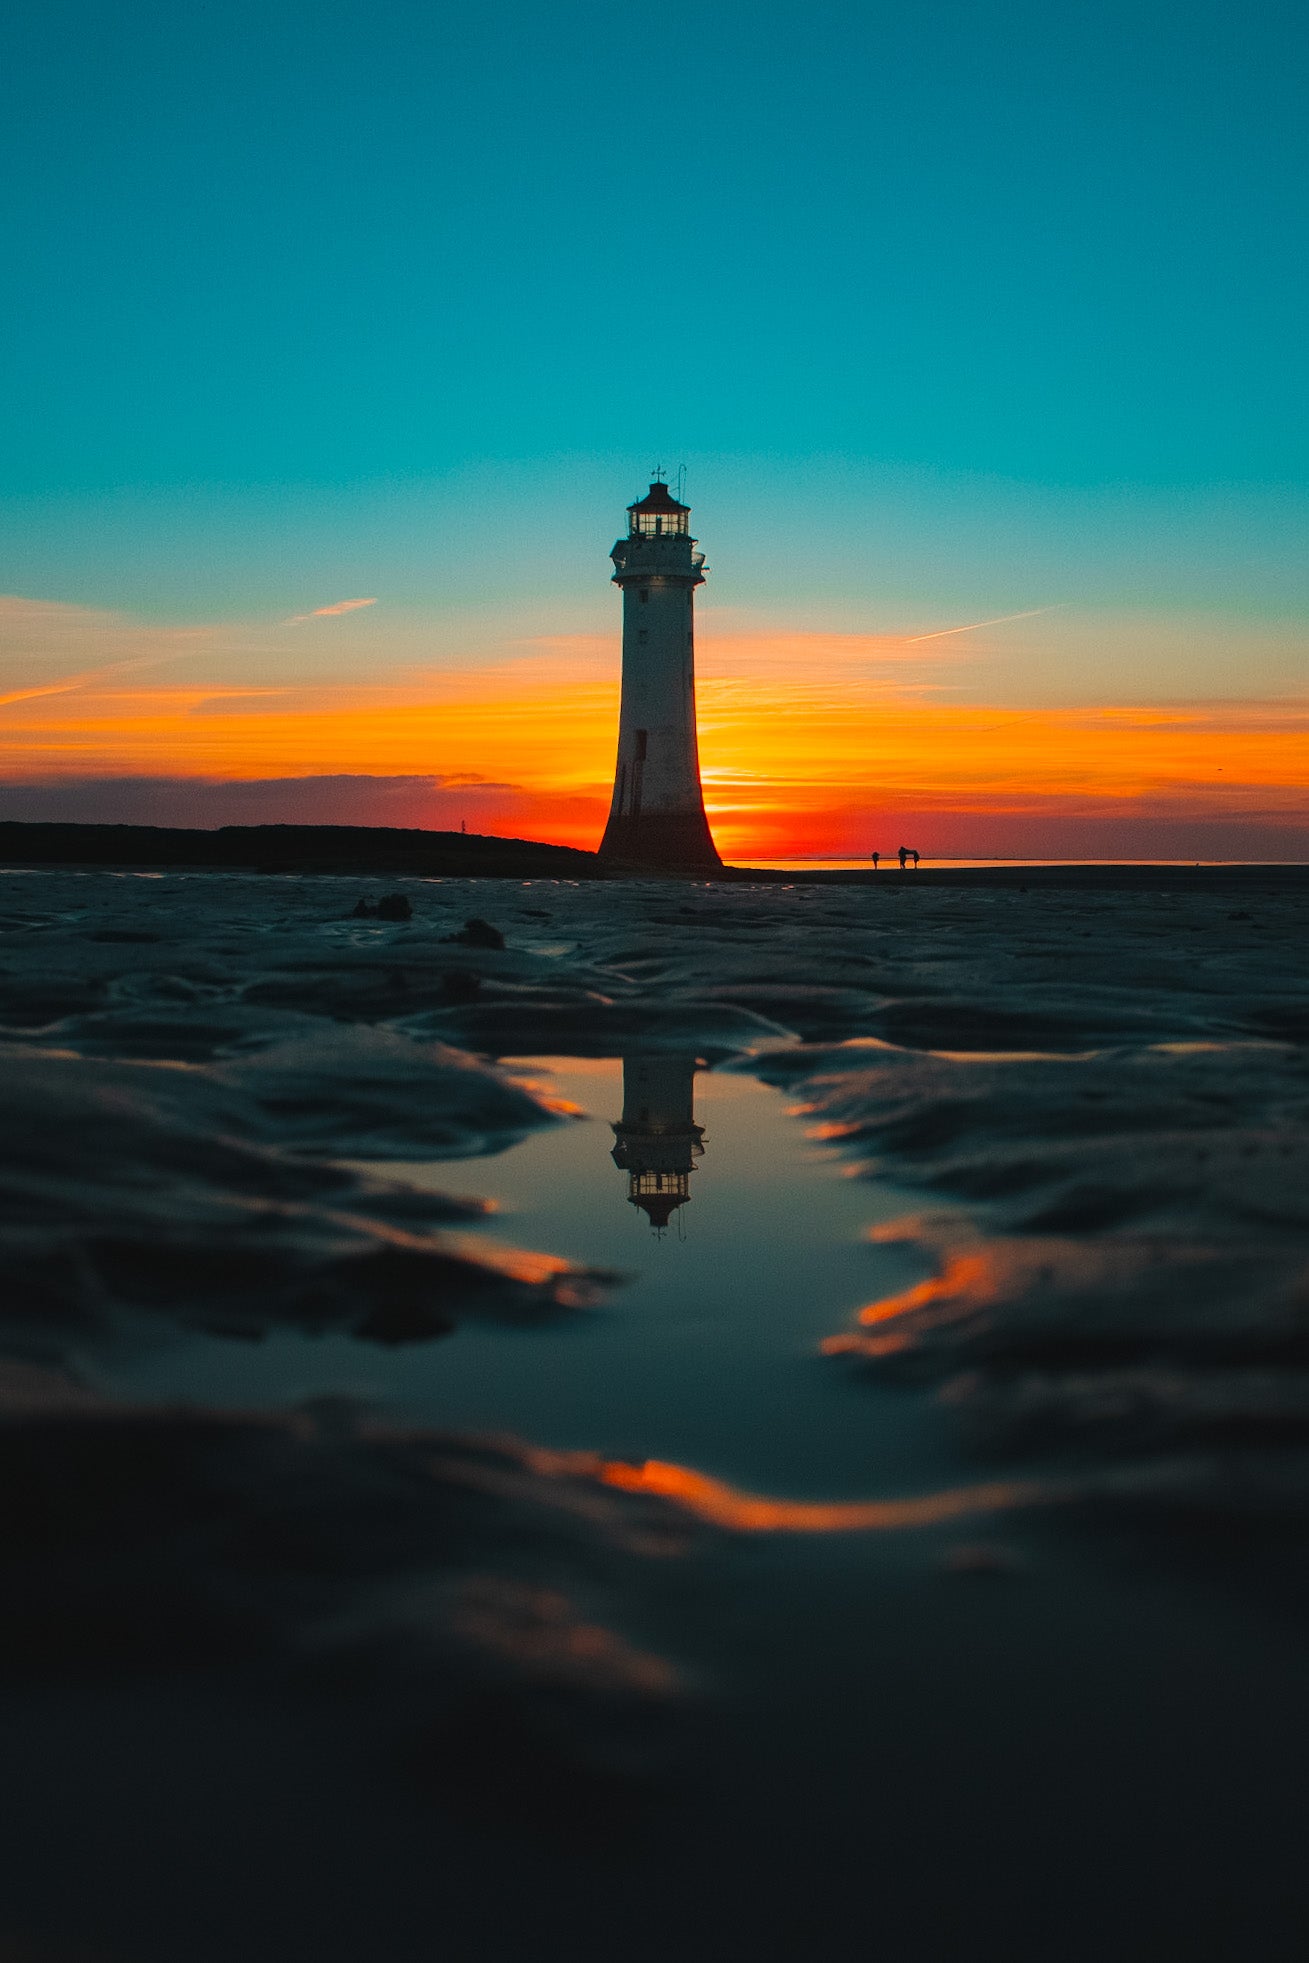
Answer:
[0,0,1304,855]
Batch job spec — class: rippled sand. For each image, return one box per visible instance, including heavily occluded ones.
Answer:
[2,868,1307,1961]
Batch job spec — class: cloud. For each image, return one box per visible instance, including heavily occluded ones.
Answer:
[0,773,510,829]
[284,598,379,625]
[3,591,1305,860]
[905,606,1065,644]
[0,596,214,662]
[527,629,975,675]
[0,654,187,710]
[0,595,219,710]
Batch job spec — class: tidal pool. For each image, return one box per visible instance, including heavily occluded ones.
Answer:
[94,1055,962,1500]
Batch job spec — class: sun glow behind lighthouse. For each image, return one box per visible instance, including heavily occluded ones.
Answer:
[0,587,1304,861]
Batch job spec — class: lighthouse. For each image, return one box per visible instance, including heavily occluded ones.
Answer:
[598,479,722,869]
[610,1054,706,1231]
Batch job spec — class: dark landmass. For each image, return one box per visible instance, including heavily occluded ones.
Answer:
[0,819,601,879]
[0,819,1304,891]
[786,860,1309,892]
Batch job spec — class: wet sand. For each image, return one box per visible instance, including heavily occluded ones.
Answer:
[1,867,1307,1960]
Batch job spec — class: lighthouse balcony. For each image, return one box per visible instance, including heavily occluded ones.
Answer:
[611,535,706,581]
[611,1123,705,1175]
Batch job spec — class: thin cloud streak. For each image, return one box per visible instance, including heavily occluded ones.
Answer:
[2,591,1302,858]
[0,652,191,711]
[283,598,379,625]
[906,607,1065,643]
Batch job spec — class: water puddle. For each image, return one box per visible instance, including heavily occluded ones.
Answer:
[98,1056,960,1499]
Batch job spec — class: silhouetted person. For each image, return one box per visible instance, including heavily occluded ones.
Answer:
[911,849,920,867]
[897,846,908,869]
[871,851,880,870]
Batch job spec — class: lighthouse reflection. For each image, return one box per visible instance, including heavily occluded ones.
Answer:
[610,1055,705,1233]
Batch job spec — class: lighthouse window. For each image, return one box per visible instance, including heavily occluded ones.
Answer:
[639,587,649,603]
[635,729,648,761]
[631,512,689,537]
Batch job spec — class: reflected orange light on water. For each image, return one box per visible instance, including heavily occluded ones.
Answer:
[853,1253,994,1327]
[597,1457,1041,1532]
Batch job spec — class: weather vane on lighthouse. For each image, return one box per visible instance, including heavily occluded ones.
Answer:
[598,476,722,869]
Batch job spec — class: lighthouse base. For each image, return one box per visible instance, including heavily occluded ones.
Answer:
[598,808,722,872]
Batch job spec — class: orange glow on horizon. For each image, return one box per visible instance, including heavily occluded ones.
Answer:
[0,609,1304,857]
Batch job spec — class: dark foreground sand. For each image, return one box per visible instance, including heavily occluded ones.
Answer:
[0,867,1307,1961]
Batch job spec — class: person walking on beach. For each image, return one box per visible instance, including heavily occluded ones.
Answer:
[871,850,880,870]
[911,848,920,867]
[898,845,908,869]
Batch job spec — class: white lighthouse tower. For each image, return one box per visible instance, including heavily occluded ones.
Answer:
[599,479,722,869]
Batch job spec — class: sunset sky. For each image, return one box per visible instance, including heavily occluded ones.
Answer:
[2,0,1305,860]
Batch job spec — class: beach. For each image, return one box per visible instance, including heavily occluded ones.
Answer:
[2,862,1308,1960]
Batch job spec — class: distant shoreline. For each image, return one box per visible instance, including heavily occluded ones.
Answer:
[0,820,1304,892]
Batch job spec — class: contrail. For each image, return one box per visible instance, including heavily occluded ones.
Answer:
[0,652,188,711]
[906,606,1063,644]
[284,597,378,625]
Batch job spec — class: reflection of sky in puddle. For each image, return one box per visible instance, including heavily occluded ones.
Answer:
[105,1058,961,1500]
